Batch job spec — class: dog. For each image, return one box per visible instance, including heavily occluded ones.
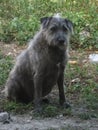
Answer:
[4,14,73,112]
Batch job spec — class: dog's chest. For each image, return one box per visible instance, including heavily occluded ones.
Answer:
[42,64,60,96]
[48,46,65,64]
[45,63,60,84]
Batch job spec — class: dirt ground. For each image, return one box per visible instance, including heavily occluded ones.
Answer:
[0,42,98,130]
[0,114,98,130]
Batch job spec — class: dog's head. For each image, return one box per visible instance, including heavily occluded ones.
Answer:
[40,14,73,50]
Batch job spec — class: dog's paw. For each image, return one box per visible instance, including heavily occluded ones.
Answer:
[62,102,71,109]
[42,98,49,104]
[33,106,43,114]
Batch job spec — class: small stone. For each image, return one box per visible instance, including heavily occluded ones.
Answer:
[59,114,63,118]
[71,78,80,83]
[79,30,90,40]
[89,54,98,63]
[27,119,31,123]
[0,112,9,122]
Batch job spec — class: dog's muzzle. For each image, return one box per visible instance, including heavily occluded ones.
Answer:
[57,36,66,45]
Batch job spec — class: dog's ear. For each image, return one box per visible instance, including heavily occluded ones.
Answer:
[65,19,74,34]
[40,17,52,28]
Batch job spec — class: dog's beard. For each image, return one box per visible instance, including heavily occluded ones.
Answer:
[50,40,67,50]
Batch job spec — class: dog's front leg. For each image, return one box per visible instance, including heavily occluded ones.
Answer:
[57,64,70,108]
[33,72,43,112]
[57,64,66,105]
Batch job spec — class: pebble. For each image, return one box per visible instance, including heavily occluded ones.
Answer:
[27,119,31,123]
[0,112,10,123]
[89,54,98,63]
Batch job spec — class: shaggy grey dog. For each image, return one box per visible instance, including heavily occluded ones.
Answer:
[4,14,73,111]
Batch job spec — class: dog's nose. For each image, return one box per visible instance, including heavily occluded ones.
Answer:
[58,37,65,44]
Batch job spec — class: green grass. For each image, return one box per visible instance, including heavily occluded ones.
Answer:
[65,57,98,118]
[0,51,13,86]
[78,112,98,120]
[4,101,33,114]
[0,0,98,49]
[3,101,72,117]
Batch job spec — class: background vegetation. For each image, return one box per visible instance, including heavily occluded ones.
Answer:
[0,0,98,49]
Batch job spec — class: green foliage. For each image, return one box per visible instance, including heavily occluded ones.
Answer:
[0,0,98,48]
[78,111,98,120]
[4,101,33,114]
[33,104,72,118]
[0,52,13,85]
[78,112,91,120]
[65,61,98,116]
[42,105,59,117]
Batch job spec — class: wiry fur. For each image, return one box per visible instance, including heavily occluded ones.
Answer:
[4,15,73,109]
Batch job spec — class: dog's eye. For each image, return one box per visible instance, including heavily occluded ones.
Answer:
[50,26,57,32]
[63,26,68,32]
